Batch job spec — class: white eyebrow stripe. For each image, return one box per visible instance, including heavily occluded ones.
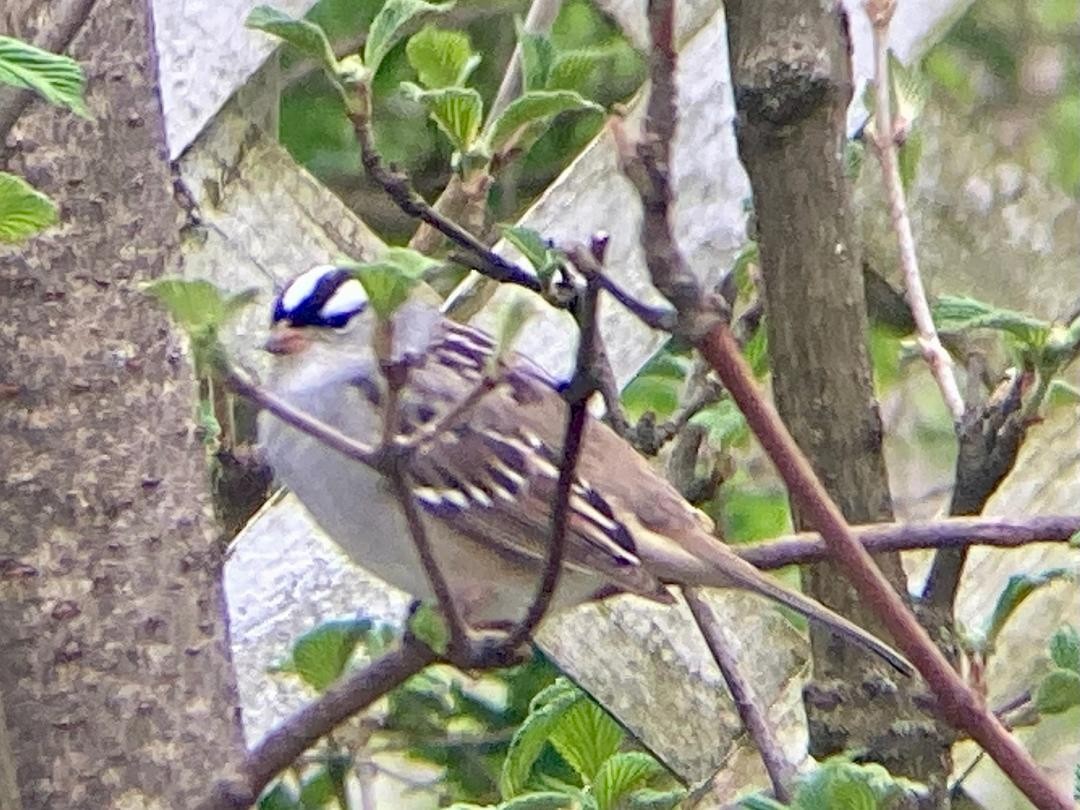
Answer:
[320,279,368,318]
[280,265,337,313]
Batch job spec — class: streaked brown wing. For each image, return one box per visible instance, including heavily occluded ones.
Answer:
[395,320,673,603]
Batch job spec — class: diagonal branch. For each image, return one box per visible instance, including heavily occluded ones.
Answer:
[619,1,1073,806]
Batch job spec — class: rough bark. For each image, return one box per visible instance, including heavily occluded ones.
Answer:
[724,1,952,803]
[0,0,246,806]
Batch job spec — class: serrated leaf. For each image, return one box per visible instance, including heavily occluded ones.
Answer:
[933,295,1051,346]
[546,49,608,93]
[518,26,554,92]
[365,0,452,75]
[500,793,577,809]
[1050,625,1080,672]
[144,279,256,335]
[487,90,602,155]
[548,699,623,782]
[288,617,373,692]
[246,7,337,71]
[0,35,87,116]
[982,568,1074,651]
[1035,668,1080,714]
[0,171,58,243]
[795,765,877,810]
[593,752,663,810]
[501,679,583,799]
[402,82,483,151]
[406,25,479,89]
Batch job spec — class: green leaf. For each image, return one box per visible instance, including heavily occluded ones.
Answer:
[382,246,442,277]
[592,752,663,810]
[501,225,553,272]
[500,679,583,799]
[897,129,923,192]
[287,617,373,692]
[298,765,335,808]
[487,90,603,155]
[402,83,483,151]
[407,602,450,654]
[0,35,87,116]
[365,0,452,75]
[350,260,423,319]
[548,699,623,782]
[795,758,924,810]
[406,25,480,89]
[259,781,300,810]
[143,279,256,372]
[0,171,58,243]
[889,50,929,132]
[1035,668,1080,714]
[981,568,1074,652]
[546,49,608,93]
[500,793,577,809]
[245,7,338,72]
[518,27,554,92]
[933,295,1051,346]
[1050,625,1080,673]
[492,293,542,367]
[691,399,748,449]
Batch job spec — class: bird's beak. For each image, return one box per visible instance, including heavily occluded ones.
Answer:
[264,324,309,355]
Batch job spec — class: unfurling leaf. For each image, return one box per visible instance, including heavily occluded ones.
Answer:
[501,225,555,274]
[366,0,454,75]
[981,568,1075,652]
[402,82,483,152]
[406,25,480,89]
[486,90,603,156]
[245,7,338,72]
[518,27,555,92]
[0,171,58,243]
[0,35,87,116]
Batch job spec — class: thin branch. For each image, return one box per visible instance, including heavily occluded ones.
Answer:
[684,588,796,803]
[864,0,965,423]
[737,515,1080,571]
[348,102,540,293]
[387,471,471,656]
[202,636,437,810]
[500,270,599,650]
[621,1,1073,806]
[222,366,384,471]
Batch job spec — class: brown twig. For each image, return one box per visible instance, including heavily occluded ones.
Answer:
[737,515,1080,571]
[348,102,540,294]
[864,0,964,423]
[500,269,600,650]
[684,588,796,803]
[202,636,437,810]
[621,0,1073,806]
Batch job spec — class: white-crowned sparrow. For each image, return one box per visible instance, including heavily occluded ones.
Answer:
[259,264,909,672]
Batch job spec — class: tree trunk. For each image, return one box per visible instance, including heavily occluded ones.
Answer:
[724,1,953,803]
[0,1,246,806]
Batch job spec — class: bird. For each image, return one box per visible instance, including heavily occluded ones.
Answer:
[258,264,911,674]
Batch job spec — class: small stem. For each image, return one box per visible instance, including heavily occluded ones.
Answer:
[865,3,965,423]
[685,588,796,803]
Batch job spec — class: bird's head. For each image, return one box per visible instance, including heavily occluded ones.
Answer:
[266,265,371,356]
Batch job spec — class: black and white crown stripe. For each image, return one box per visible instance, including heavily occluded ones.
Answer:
[273,265,368,328]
